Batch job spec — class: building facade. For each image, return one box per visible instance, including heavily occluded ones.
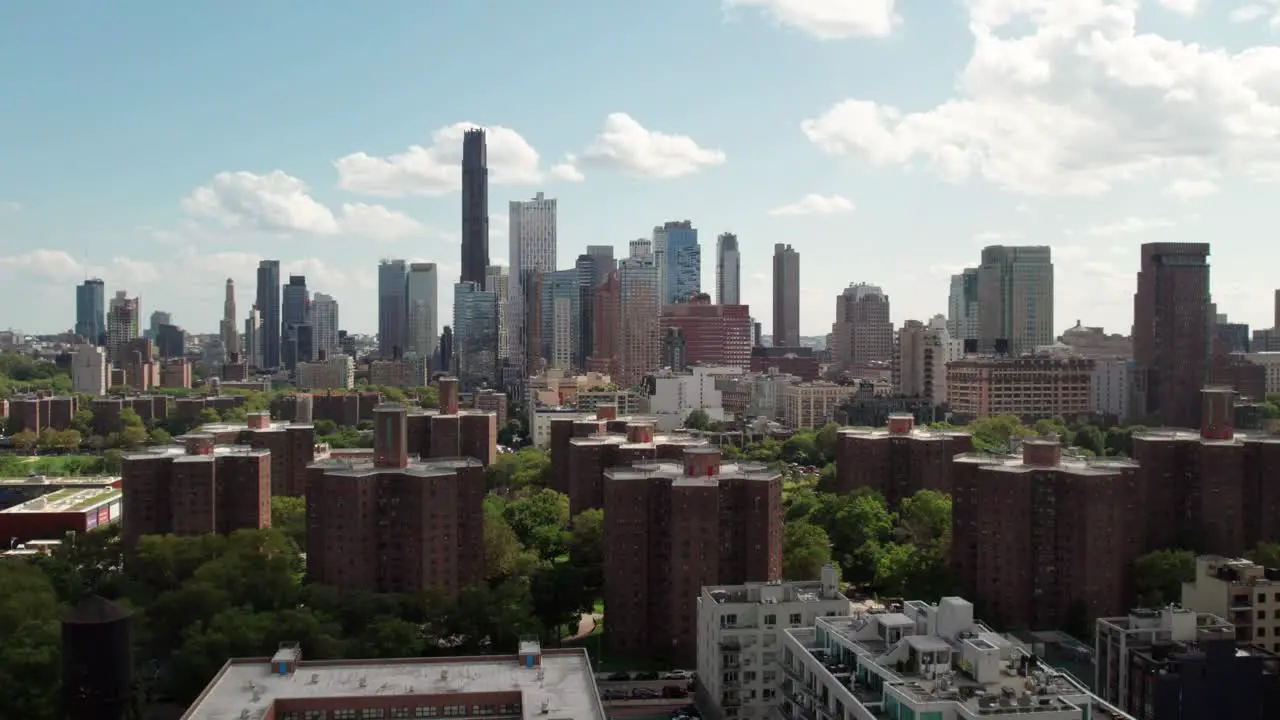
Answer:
[105,290,140,361]
[662,220,701,304]
[452,281,498,390]
[376,260,407,359]
[460,128,489,286]
[1133,242,1214,428]
[946,354,1093,420]
[255,260,281,369]
[716,232,741,305]
[406,262,439,363]
[310,292,339,360]
[509,192,557,367]
[947,268,979,343]
[831,283,894,367]
[659,296,753,370]
[619,254,660,388]
[976,245,1054,355]
[75,278,106,345]
[835,415,973,507]
[772,244,800,348]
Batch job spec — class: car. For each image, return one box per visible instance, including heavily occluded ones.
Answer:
[601,689,628,701]
[632,687,660,699]
[661,670,694,680]
[661,685,690,698]
[634,671,660,681]
[605,671,631,682]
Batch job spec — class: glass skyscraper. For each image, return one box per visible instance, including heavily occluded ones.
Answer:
[453,281,498,390]
[256,260,281,369]
[75,278,105,344]
[663,222,700,304]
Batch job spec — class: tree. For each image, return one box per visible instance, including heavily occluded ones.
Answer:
[501,489,570,560]
[0,559,63,720]
[1246,542,1280,569]
[897,490,952,547]
[783,522,832,580]
[149,427,172,445]
[486,448,552,492]
[120,407,145,428]
[197,408,221,425]
[102,449,124,473]
[119,425,148,449]
[1073,425,1105,456]
[874,543,951,600]
[483,507,523,581]
[1134,549,1196,607]
[567,509,604,595]
[11,429,37,454]
[70,408,93,437]
[271,496,307,551]
[814,422,840,463]
[684,409,712,431]
[966,414,1031,452]
[808,488,895,583]
[37,427,58,451]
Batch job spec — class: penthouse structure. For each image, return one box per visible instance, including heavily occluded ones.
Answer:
[305,402,485,597]
[780,597,1131,720]
[952,439,1145,629]
[196,413,318,497]
[178,642,605,720]
[120,436,271,550]
[696,566,851,718]
[834,414,972,507]
[604,447,782,667]
[1131,386,1280,557]
[1096,606,1278,719]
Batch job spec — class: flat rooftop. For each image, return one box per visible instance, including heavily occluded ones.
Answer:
[604,459,779,484]
[705,578,848,605]
[122,444,269,461]
[954,452,1139,476]
[1132,427,1280,445]
[197,420,314,434]
[307,455,483,479]
[2,486,121,513]
[0,475,120,488]
[837,427,970,442]
[183,650,606,720]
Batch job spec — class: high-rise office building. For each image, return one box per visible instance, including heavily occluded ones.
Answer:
[1134,243,1214,428]
[508,192,557,369]
[659,221,699,304]
[453,282,498,390]
[406,263,438,362]
[106,291,140,360]
[485,264,509,363]
[281,275,310,370]
[220,279,238,359]
[629,238,652,259]
[947,268,980,343]
[772,244,800,347]
[311,293,339,358]
[619,254,660,387]
[148,311,171,341]
[586,271,621,378]
[716,233,740,305]
[244,307,262,368]
[75,278,105,345]
[378,259,408,359]
[976,245,1054,355]
[461,128,489,285]
[830,283,894,367]
[255,260,281,369]
[541,269,580,372]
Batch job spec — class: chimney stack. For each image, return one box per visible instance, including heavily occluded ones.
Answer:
[183,434,215,456]
[596,404,618,421]
[683,446,722,477]
[1021,437,1061,467]
[1200,386,1236,441]
[887,413,914,435]
[373,404,409,469]
[439,377,460,415]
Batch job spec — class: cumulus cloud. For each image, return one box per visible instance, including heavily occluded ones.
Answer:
[183,170,426,240]
[335,122,556,197]
[723,0,900,39]
[768,193,855,216]
[0,250,159,287]
[1157,0,1200,15]
[801,0,1280,196]
[1229,3,1278,25]
[1086,217,1176,237]
[578,113,726,179]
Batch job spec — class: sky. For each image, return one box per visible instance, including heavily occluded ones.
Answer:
[2,0,1280,338]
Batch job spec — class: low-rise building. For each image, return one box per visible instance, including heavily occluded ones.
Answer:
[368,357,428,388]
[0,485,122,543]
[179,642,606,720]
[1095,606,1278,719]
[1244,351,1280,395]
[644,365,741,431]
[1181,555,1280,651]
[782,382,858,430]
[781,597,1131,720]
[296,354,355,390]
[697,567,850,718]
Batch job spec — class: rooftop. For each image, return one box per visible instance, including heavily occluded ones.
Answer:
[837,427,971,442]
[0,475,120,488]
[307,454,483,479]
[705,571,848,605]
[953,451,1139,476]
[604,459,778,484]
[1131,427,1280,445]
[122,444,269,462]
[2,486,121,513]
[183,648,606,720]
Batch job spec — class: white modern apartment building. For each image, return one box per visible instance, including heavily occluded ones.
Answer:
[697,567,850,720]
[310,292,340,358]
[1180,555,1280,652]
[406,262,438,361]
[645,365,741,431]
[296,354,354,390]
[70,344,108,396]
[1091,358,1134,420]
[509,192,557,363]
[779,597,1132,720]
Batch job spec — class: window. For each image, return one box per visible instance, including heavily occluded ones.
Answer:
[414,708,438,718]
[721,613,738,628]
[1260,610,1268,621]
[333,712,357,720]
[1259,627,1268,637]
[764,613,777,626]
[280,714,298,720]
[789,613,802,625]
[362,711,385,719]
[305,712,327,720]
[391,710,411,719]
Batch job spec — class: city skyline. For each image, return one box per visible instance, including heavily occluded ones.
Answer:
[3,2,1280,335]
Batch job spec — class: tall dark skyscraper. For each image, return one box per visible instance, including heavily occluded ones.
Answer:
[281,274,310,371]
[378,259,408,359]
[256,260,281,369]
[75,278,106,344]
[461,128,489,285]
[1134,242,1214,428]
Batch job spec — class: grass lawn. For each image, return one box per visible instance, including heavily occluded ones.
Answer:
[0,454,106,477]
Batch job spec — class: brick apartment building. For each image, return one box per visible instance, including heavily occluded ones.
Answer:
[834,413,972,507]
[603,446,782,667]
[946,354,1094,421]
[120,435,271,550]
[473,388,508,427]
[197,413,319,497]
[1132,387,1280,557]
[91,395,168,435]
[174,394,246,422]
[304,403,485,597]
[274,390,382,427]
[6,394,78,433]
[952,437,1146,630]
[658,294,752,369]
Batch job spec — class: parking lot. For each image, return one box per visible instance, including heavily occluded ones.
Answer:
[595,670,698,705]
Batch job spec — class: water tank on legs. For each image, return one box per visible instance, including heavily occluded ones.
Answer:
[62,595,134,720]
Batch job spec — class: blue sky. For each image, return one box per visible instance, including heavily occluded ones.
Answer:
[2,0,1280,337]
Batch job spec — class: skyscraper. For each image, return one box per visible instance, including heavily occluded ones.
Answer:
[586,271,621,378]
[830,283,894,367]
[772,243,800,347]
[148,311,171,341]
[485,264,510,363]
[281,275,311,370]
[461,128,489,285]
[311,293,339,358]
[659,221,699,304]
[976,245,1054,355]
[508,192,557,369]
[75,278,105,345]
[947,268,980,343]
[716,233,741,305]
[453,281,498,389]
[378,259,408,359]
[541,269,580,372]
[1134,243,1214,428]
[220,279,238,359]
[619,253,660,387]
[106,290,140,360]
[255,260,281,369]
[406,263,439,361]
[244,307,262,368]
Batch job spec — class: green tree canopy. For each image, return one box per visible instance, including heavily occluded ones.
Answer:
[782,522,832,580]
[1134,549,1196,607]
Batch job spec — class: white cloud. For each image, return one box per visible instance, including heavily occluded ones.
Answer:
[490,213,509,242]
[578,113,726,179]
[334,122,549,197]
[1229,4,1275,24]
[768,193,855,216]
[183,170,425,240]
[1157,0,1199,15]
[801,0,1280,196]
[1086,216,1176,237]
[723,0,900,39]
[0,249,84,281]
[1165,178,1219,198]
[550,157,585,182]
